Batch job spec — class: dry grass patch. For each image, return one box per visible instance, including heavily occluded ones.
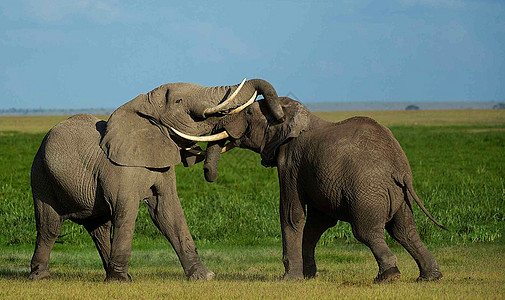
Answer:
[314,109,505,126]
[0,115,109,133]
[1,110,504,134]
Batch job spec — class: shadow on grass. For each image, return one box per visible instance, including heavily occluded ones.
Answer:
[133,269,186,281]
[0,265,272,282]
[136,269,273,282]
[0,266,30,279]
[216,272,272,282]
[0,267,106,282]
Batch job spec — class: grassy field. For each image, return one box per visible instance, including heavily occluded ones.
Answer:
[0,109,504,298]
[1,110,503,246]
[0,243,503,299]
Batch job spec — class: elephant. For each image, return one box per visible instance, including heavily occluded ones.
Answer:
[199,97,446,283]
[28,78,285,281]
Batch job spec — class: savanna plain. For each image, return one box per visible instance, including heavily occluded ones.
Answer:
[0,109,504,299]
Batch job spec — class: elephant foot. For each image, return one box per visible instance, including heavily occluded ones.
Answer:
[417,270,442,282]
[187,266,215,281]
[105,272,132,282]
[282,260,304,280]
[28,269,51,280]
[304,271,319,279]
[374,266,401,284]
[303,264,319,279]
[282,272,304,281]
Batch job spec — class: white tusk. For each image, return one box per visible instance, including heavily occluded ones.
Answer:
[185,148,205,156]
[221,142,236,153]
[228,90,257,114]
[203,78,246,116]
[170,127,229,142]
[223,77,246,105]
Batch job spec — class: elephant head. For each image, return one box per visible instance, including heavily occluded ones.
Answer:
[100,79,285,169]
[201,97,311,182]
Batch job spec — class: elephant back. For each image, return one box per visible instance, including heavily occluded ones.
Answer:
[36,114,107,205]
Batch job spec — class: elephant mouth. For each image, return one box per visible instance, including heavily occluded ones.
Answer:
[202,78,247,117]
[228,90,257,114]
[169,86,258,142]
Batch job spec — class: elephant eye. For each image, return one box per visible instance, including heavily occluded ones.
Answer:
[175,98,183,103]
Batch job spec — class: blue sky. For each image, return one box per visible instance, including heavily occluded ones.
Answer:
[1,0,504,109]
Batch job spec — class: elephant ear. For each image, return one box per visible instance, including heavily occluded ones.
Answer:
[100,94,181,168]
[260,97,310,166]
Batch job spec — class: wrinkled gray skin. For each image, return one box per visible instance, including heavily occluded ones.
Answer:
[29,79,284,282]
[203,97,445,283]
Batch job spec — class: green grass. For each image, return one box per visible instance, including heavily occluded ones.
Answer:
[0,112,504,298]
[1,124,503,246]
[0,243,504,299]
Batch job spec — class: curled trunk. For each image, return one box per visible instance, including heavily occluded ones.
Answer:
[247,79,285,122]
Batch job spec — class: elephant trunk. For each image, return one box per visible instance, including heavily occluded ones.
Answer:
[203,140,226,182]
[247,79,285,122]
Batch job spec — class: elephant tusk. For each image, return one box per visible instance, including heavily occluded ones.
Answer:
[228,90,257,114]
[185,148,205,156]
[170,127,229,142]
[185,142,235,156]
[203,78,246,116]
[221,142,236,153]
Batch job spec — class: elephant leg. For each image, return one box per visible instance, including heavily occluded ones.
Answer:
[106,196,140,282]
[349,191,401,284]
[84,219,112,273]
[351,221,400,283]
[385,202,442,281]
[29,194,63,280]
[279,179,306,280]
[302,207,337,278]
[146,170,214,281]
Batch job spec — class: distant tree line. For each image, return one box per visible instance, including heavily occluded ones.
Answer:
[404,102,505,111]
[493,103,505,109]
[405,105,420,110]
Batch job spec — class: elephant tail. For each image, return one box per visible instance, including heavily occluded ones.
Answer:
[404,177,448,230]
